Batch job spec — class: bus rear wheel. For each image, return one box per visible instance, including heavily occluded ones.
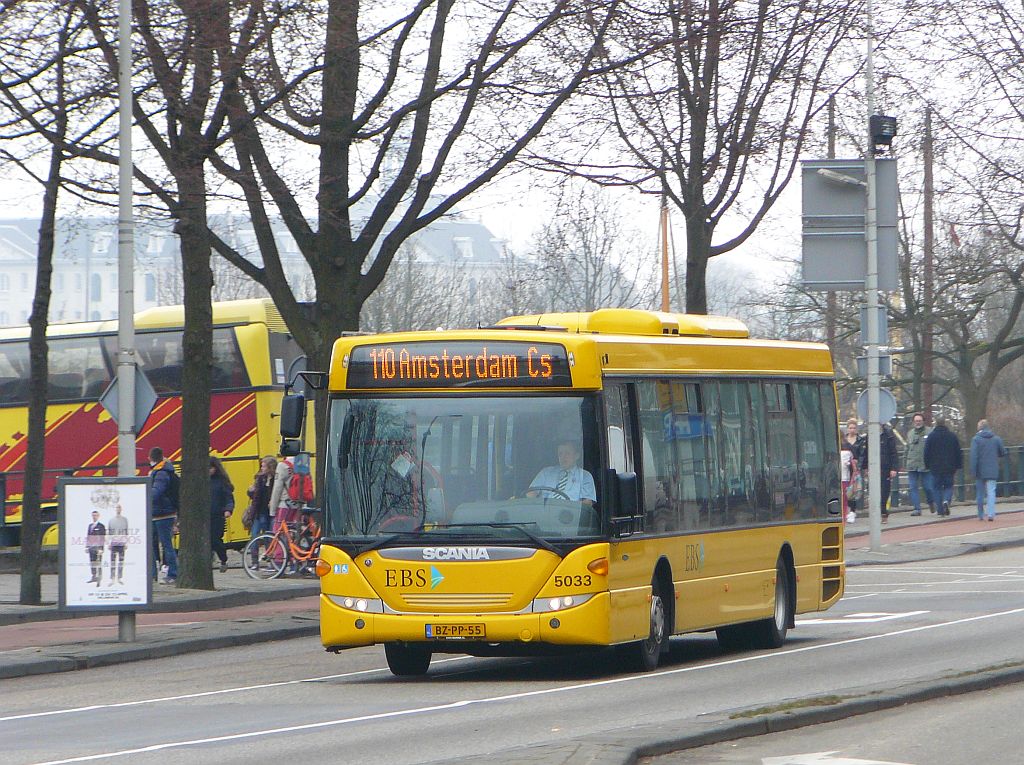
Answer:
[384,642,432,676]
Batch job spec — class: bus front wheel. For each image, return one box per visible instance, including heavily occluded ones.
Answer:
[751,559,791,649]
[622,578,666,672]
[384,642,432,676]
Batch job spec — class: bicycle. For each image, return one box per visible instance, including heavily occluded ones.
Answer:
[243,508,322,580]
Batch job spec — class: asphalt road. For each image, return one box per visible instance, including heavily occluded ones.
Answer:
[5,548,1024,765]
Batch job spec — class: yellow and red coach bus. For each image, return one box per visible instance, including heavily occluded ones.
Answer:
[0,299,305,547]
[289,308,844,675]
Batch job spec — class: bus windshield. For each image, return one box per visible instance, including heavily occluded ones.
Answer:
[324,395,602,542]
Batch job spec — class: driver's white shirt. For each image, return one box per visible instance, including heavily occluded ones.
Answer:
[529,465,597,502]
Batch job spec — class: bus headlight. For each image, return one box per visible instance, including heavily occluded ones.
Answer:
[532,593,594,613]
[327,594,384,613]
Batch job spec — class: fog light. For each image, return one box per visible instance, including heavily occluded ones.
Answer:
[549,618,560,629]
[355,619,365,629]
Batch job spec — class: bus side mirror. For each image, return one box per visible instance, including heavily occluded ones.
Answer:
[280,394,305,439]
[617,471,638,517]
[280,438,302,457]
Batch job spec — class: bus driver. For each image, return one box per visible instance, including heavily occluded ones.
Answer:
[527,439,596,506]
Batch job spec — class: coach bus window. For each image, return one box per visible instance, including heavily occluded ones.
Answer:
[764,382,797,521]
[324,395,600,540]
[47,337,111,402]
[795,381,827,519]
[0,341,29,405]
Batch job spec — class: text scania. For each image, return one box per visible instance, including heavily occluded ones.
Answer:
[422,547,491,561]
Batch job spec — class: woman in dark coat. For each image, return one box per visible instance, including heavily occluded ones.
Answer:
[209,456,235,572]
[924,416,962,516]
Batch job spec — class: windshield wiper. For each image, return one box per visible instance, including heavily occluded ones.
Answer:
[352,534,402,555]
[434,522,559,553]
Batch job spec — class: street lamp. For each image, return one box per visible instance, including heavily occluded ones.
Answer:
[869,114,898,153]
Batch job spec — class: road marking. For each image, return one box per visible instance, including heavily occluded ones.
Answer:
[24,606,1024,765]
[797,611,928,625]
[0,656,472,724]
[763,753,913,765]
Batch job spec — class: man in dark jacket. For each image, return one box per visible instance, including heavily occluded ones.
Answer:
[856,422,899,523]
[924,416,961,516]
[970,419,1007,521]
[149,446,179,583]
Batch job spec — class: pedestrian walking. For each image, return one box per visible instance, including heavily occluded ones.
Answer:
[969,419,1007,521]
[856,421,899,523]
[923,416,962,517]
[904,413,934,516]
[209,456,234,573]
[149,447,179,584]
[840,422,860,523]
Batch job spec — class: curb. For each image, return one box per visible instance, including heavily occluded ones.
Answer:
[0,617,319,680]
[845,534,1024,567]
[0,581,320,627]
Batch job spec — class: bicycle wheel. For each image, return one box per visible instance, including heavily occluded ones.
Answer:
[243,534,288,580]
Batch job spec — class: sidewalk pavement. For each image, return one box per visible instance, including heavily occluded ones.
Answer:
[3,499,1024,680]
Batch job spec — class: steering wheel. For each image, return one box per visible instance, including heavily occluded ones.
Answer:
[528,485,571,501]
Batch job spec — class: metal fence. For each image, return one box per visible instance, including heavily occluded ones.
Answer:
[891,445,1024,507]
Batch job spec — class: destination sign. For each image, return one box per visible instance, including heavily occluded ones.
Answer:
[346,341,572,389]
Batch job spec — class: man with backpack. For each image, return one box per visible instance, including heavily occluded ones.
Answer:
[149,446,179,584]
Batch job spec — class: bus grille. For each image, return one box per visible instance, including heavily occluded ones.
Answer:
[400,593,513,610]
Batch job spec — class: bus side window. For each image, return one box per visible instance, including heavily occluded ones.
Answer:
[604,382,633,474]
[794,381,828,519]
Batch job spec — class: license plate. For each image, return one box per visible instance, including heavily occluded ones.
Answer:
[425,623,485,639]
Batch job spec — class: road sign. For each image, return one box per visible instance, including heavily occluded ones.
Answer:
[857,388,897,424]
[99,366,158,432]
[800,158,900,291]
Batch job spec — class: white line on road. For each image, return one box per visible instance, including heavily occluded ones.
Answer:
[797,611,928,625]
[0,657,472,724]
[23,606,1024,765]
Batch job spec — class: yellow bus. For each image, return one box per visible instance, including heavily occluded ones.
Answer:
[290,308,844,675]
[0,299,305,547]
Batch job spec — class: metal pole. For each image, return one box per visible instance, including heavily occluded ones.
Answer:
[117,0,137,643]
[660,196,670,312]
[865,0,882,552]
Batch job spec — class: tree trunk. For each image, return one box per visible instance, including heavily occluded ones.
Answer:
[684,211,711,315]
[20,145,60,605]
[174,169,214,590]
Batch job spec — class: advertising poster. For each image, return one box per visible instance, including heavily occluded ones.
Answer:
[59,478,151,611]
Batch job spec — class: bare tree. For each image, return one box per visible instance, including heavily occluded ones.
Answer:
[0,2,96,603]
[536,0,860,313]
[201,1,623,446]
[527,184,656,311]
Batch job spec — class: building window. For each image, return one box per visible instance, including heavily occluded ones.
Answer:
[20,310,28,323]
[92,231,112,254]
[75,273,82,292]
[90,310,101,321]
[20,272,28,290]
[56,273,64,292]
[0,274,9,292]
[148,235,163,255]
[0,312,9,325]
[109,273,117,290]
[145,273,156,302]
[90,273,102,302]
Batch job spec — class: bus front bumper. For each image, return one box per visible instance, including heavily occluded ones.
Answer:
[320,591,611,649]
